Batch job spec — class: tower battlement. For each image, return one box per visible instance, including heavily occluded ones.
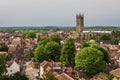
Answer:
[76,13,84,36]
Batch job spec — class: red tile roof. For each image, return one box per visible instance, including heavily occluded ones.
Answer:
[56,73,74,80]
[110,68,120,77]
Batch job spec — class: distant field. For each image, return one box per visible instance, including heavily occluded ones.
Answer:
[84,26,120,31]
[0,26,119,32]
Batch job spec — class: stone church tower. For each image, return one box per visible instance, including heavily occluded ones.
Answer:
[76,14,84,36]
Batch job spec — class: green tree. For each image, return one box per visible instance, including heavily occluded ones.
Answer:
[12,72,29,80]
[75,47,106,74]
[45,41,61,61]
[0,75,12,80]
[89,40,99,49]
[98,46,111,63]
[114,31,120,38]
[38,37,50,46]
[0,54,7,75]
[113,38,119,45]
[30,45,37,58]
[81,40,98,49]
[0,72,29,80]
[0,45,8,51]
[90,72,109,80]
[43,73,58,80]
[60,38,75,66]
[81,40,111,63]
[99,34,109,41]
[26,31,36,38]
[81,41,90,49]
[50,35,61,44]
[34,45,47,62]
[89,40,97,44]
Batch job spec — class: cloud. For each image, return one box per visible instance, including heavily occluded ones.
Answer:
[0,0,120,26]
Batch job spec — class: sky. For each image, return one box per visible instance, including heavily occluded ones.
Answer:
[0,0,120,26]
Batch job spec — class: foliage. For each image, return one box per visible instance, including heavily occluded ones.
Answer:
[89,40,99,49]
[0,54,7,75]
[0,75,12,80]
[89,36,96,40]
[90,43,99,49]
[38,37,51,46]
[98,34,109,41]
[113,38,119,45]
[33,35,61,62]
[39,35,61,46]
[50,35,61,44]
[98,46,111,63]
[0,72,29,80]
[81,40,98,49]
[1,26,120,33]
[45,41,61,61]
[89,40,97,44]
[81,40,111,63]
[0,45,8,52]
[112,31,120,45]
[91,72,109,80]
[30,45,37,58]
[26,31,36,38]
[12,72,29,80]
[43,73,58,80]
[60,38,75,66]
[75,47,106,74]
[81,41,90,49]
[114,31,120,38]
[32,57,37,62]
[108,73,114,80]
[34,45,47,62]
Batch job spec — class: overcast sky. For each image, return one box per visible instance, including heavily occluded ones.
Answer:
[0,0,120,26]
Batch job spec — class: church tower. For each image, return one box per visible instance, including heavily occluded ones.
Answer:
[76,13,84,36]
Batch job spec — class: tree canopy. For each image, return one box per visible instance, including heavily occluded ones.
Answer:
[43,73,58,80]
[0,72,29,80]
[81,41,90,49]
[113,38,119,45]
[26,31,36,38]
[75,47,106,74]
[0,54,7,75]
[32,35,61,62]
[81,40,111,63]
[98,46,111,63]
[0,45,8,52]
[60,38,75,66]
[38,37,51,46]
[90,72,109,80]
[98,34,109,41]
[111,31,120,45]
[50,35,61,44]
[45,41,61,61]
[33,45,47,62]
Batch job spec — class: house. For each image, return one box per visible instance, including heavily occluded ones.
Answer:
[110,68,120,80]
[40,61,75,80]
[0,52,8,55]
[8,44,19,54]
[40,61,62,78]
[56,73,74,80]
[40,61,51,77]
[6,60,20,75]
[11,37,24,48]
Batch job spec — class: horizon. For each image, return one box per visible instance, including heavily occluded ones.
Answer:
[0,25,120,27]
[0,0,120,26]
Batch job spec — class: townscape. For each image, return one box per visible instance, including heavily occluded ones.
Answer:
[0,14,120,80]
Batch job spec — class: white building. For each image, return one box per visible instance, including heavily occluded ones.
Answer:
[6,61,20,75]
